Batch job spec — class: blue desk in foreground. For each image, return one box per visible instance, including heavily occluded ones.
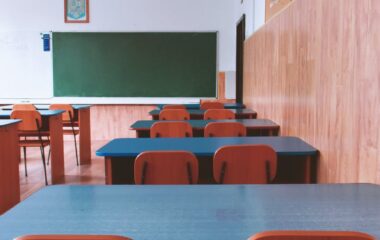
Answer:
[0,110,65,184]
[149,109,257,120]
[96,137,318,184]
[156,103,246,110]
[130,119,280,137]
[0,105,92,165]
[0,184,379,240]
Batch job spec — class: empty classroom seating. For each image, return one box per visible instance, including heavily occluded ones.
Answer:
[159,109,190,120]
[134,151,198,184]
[204,122,246,137]
[150,121,193,138]
[200,101,224,110]
[204,109,235,120]
[11,110,49,185]
[213,145,277,184]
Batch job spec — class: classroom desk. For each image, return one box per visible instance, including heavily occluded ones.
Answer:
[0,120,21,214]
[156,103,246,109]
[1,104,92,165]
[130,119,280,137]
[96,136,318,184]
[0,110,65,184]
[0,184,379,239]
[149,109,257,120]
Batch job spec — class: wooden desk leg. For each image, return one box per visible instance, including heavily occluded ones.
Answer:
[49,115,64,184]
[105,157,113,185]
[79,108,91,165]
[305,156,311,183]
[0,124,20,214]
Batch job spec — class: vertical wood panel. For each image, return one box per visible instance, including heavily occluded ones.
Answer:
[0,124,20,214]
[90,105,157,141]
[244,0,380,183]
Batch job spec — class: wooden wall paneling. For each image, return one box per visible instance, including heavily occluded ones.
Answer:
[0,123,20,214]
[218,72,226,100]
[244,0,380,183]
[90,105,157,141]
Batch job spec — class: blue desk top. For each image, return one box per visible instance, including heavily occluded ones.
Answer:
[149,109,256,116]
[0,184,379,240]
[156,103,246,110]
[1,104,91,110]
[96,136,317,157]
[0,119,21,127]
[131,119,279,130]
[0,110,64,118]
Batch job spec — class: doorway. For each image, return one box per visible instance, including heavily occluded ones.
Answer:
[236,14,245,104]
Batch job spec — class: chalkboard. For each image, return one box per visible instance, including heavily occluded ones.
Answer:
[53,32,217,97]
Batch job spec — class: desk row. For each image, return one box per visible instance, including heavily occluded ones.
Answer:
[131,119,280,137]
[96,136,318,184]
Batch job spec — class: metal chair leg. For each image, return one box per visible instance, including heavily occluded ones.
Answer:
[40,146,48,186]
[73,134,79,166]
[23,146,27,177]
[47,147,51,165]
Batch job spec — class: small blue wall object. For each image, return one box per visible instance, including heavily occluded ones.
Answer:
[42,34,50,51]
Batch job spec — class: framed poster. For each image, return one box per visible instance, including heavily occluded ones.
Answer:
[65,0,89,23]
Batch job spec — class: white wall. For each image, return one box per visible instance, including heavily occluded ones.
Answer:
[0,0,236,99]
[225,0,265,99]
[234,0,265,38]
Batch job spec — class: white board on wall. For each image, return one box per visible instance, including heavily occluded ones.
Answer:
[0,31,52,98]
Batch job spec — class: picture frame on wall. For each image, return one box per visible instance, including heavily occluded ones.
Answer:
[65,0,89,23]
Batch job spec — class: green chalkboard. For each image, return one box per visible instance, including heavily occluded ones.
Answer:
[53,32,217,97]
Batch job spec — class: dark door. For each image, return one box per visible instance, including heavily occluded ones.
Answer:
[236,14,245,104]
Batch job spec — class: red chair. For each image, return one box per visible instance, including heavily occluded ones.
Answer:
[134,151,198,184]
[49,104,79,166]
[213,145,277,184]
[204,109,235,120]
[159,109,190,120]
[200,101,224,110]
[15,235,132,240]
[150,121,193,138]
[162,104,186,110]
[12,104,36,111]
[248,230,375,240]
[11,110,50,185]
[204,122,246,137]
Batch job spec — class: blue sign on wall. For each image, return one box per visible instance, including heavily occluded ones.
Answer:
[42,34,50,51]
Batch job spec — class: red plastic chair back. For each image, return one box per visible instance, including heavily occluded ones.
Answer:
[49,104,74,122]
[200,101,224,110]
[213,144,277,184]
[13,104,36,111]
[204,109,235,120]
[204,122,246,137]
[11,110,42,131]
[248,231,375,240]
[134,151,199,184]
[150,121,193,138]
[159,109,190,120]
